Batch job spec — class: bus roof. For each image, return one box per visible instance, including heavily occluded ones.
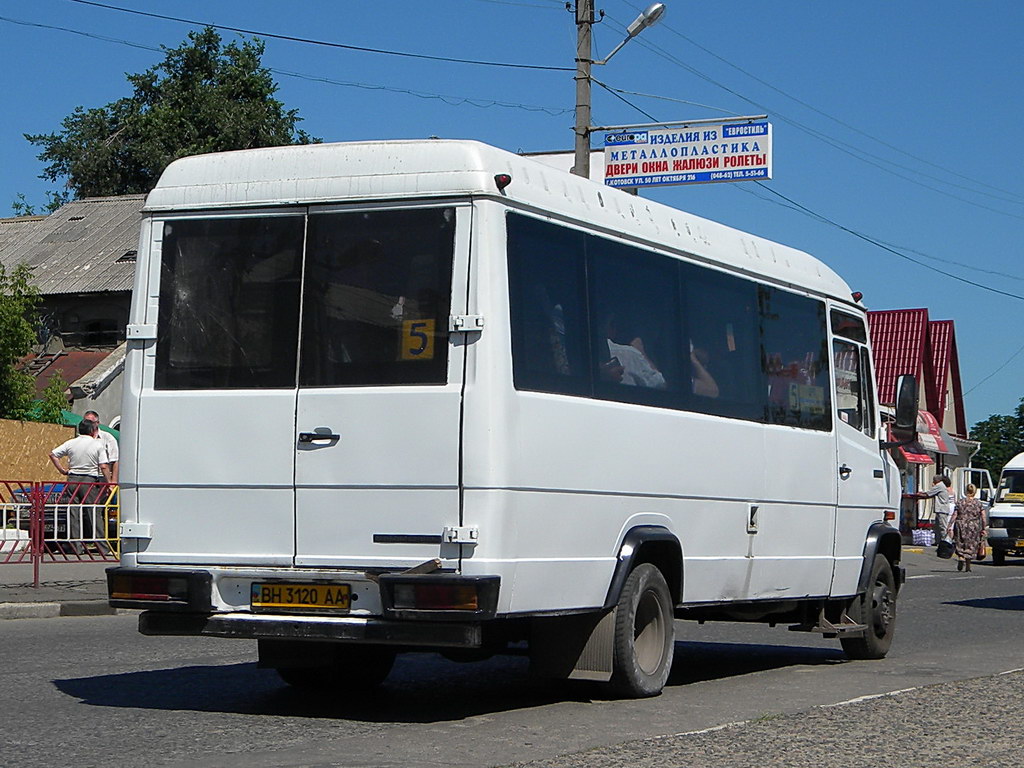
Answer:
[1002,453,1024,471]
[146,139,854,302]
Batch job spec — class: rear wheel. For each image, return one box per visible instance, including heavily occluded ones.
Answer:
[841,554,896,660]
[992,548,1006,566]
[610,563,674,698]
[275,644,396,690]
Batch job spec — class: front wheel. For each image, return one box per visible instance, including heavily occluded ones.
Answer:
[841,554,896,660]
[610,563,675,698]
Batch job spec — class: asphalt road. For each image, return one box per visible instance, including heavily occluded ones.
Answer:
[1,550,1022,768]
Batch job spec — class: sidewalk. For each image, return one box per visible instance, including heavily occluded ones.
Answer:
[0,559,118,619]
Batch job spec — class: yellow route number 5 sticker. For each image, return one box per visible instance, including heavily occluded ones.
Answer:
[402,319,436,360]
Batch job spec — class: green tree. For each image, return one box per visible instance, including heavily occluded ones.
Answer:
[0,263,42,420]
[32,370,70,426]
[970,398,1024,480]
[11,192,69,217]
[24,27,318,200]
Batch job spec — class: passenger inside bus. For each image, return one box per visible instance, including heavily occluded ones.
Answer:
[600,314,666,389]
[689,343,719,398]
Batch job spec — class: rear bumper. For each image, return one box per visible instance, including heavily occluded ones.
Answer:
[139,610,483,648]
[988,535,1024,552]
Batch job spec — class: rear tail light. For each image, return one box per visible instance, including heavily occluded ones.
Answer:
[392,583,480,611]
[380,574,499,619]
[110,573,190,603]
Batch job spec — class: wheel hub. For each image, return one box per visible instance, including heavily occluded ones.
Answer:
[634,589,667,675]
[870,583,893,636]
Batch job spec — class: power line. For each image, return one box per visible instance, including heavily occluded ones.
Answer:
[594,12,1024,219]
[66,0,574,72]
[751,182,1024,302]
[0,15,571,117]
[614,0,1024,206]
[592,79,658,122]
[963,342,1024,397]
[273,68,571,115]
[595,83,743,117]
[622,34,1024,221]
[736,181,1024,283]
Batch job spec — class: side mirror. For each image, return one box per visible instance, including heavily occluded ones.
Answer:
[891,374,918,442]
[980,489,991,502]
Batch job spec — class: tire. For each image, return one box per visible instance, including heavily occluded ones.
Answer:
[841,554,896,660]
[276,644,396,691]
[992,548,1006,566]
[610,563,674,698]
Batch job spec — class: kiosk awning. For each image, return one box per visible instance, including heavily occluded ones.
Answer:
[899,442,934,464]
[886,424,934,464]
[915,411,958,456]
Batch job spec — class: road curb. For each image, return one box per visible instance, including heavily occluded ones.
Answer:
[0,599,120,620]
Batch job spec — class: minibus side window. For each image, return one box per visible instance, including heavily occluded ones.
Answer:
[759,288,831,431]
[829,310,875,437]
[860,346,876,438]
[680,264,762,422]
[300,208,455,387]
[155,217,304,390]
[507,215,590,397]
[833,340,864,430]
[830,311,868,342]
[588,241,681,408]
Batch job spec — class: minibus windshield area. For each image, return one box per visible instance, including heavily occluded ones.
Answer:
[997,470,1024,503]
[155,208,456,389]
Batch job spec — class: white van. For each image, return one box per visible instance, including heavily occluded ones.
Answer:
[108,140,914,697]
[986,452,1024,565]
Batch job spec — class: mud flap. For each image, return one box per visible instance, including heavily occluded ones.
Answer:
[530,608,617,682]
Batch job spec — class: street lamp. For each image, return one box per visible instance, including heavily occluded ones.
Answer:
[573,2,665,178]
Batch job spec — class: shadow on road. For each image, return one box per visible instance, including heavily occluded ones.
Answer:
[667,641,845,686]
[946,595,1024,611]
[53,639,845,722]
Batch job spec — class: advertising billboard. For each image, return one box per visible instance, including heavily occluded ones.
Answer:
[603,121,772,188]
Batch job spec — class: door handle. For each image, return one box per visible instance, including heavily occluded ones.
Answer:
[298,432,340,443]
[839,464,852,480]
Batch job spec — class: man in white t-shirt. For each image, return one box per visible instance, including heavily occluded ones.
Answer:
[921,475,953,542]
[49,420,111,551]
[83,410,119,484]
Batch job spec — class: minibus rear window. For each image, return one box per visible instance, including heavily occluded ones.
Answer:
[300,208,455,387]
[156,216,304,389]
[154,208,456,390]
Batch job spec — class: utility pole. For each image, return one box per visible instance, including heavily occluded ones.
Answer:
[572,2,665,180]
[572,0,593,179]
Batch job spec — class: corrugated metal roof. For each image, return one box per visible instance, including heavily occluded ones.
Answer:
[927,319,967,436]
[0,216,46,262]
[869,310,969,437]
[867,308,930,405]
[25,347,116,396]
[928,320,952,417]
[0,196,143,295]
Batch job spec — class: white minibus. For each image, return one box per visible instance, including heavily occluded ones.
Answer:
[108,139,916,697]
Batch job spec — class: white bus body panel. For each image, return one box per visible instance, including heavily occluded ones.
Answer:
[121,140,896,614]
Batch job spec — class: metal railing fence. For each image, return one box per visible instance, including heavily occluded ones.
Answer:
[1,480,119,587]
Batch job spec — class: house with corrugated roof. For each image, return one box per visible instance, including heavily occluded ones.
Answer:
[868,308,978,536]
[0,195,144,427]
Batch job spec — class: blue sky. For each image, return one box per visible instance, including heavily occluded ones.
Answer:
[2,1,1022,427]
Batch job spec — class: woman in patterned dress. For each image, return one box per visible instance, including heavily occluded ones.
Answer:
[949,484,988,572]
